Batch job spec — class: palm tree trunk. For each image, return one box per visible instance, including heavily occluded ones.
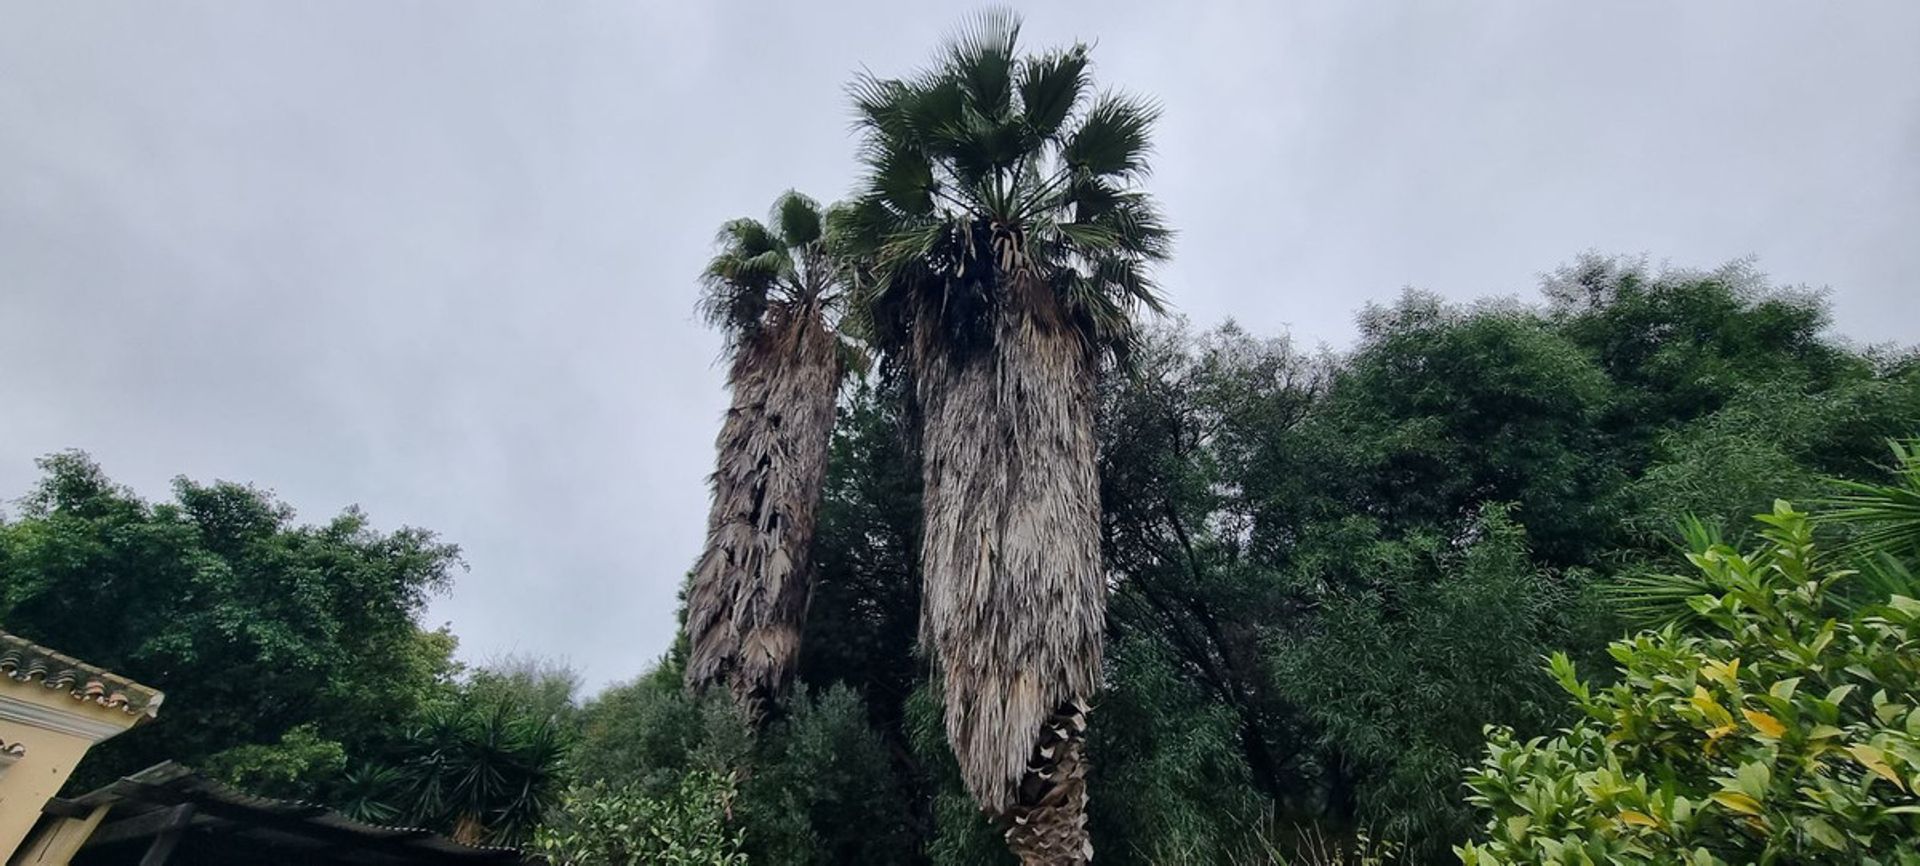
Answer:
[451,812,486,846]
[684,316,840,720]
[916,292,1104,864]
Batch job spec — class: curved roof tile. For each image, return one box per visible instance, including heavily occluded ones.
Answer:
[0,630,164,718]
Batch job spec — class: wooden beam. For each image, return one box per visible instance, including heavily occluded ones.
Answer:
[136,805,196,866]
[39,798,93,819]
[85,806,209,848]
[11,804,111,866]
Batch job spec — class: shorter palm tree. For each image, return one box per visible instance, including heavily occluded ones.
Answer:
[684,191,854,721]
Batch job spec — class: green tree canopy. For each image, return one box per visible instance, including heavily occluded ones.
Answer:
[0,451,461,791]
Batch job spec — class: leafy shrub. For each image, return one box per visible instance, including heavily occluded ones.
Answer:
[1088,636,1267,864]
[530,771,747,866]
[572,673,915,864]
[1459,502,1920,864]
[204,723,348,799]
[739,684,917,864]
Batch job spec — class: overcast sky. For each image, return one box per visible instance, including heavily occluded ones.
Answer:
[4,1,1916,690]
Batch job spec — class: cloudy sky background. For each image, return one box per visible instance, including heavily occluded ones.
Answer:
[4,1,1916,689]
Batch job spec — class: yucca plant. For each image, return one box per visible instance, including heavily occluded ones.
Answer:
[371,704,567,846]
[835,10,1171,864]
[684,191,856,721]
[335,763,407,825]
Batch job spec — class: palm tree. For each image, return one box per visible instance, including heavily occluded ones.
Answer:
[684,191,851,721]
[835,11,1170,864]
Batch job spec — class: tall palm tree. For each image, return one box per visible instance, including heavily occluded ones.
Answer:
[684,191,851,721]
[835,12,1171,864]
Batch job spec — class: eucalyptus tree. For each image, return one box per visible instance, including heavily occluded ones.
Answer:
[684,191,853,721]
[835,12,1171,863]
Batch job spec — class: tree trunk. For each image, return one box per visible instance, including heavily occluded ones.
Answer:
[450,813,486,846]
[916,292,1104,864]
[684,314,840,720]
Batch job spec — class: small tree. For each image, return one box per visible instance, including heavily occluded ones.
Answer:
[1458,501,1920,864]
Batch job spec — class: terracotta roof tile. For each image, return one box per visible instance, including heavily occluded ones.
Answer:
[0,630,164,718]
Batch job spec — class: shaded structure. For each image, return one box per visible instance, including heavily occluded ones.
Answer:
[15,763,527,866]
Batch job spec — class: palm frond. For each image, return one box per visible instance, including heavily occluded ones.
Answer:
[1844,550,1920,614]
[698,193,860,352]
[1599,515,1720,627]
[848,72,913,137]
[1063,92,1160,179]
[1605,569,1716,628]
[771,190,823,248]
[1053,220,1120,249]
[1090,253,1165,314]
[713,217,782,258]
[1099,192,1175,260]
[843,18,1170,362]
[1019,45,1091,139]
[943,7,1020,119]
[1821,439,1920,560]
[925,105,1008,189]
[867,140,937,215]
[698,233,777,342]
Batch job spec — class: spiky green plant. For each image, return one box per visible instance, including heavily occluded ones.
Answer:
[684,191,855,722]
[381,704,566,846]
[835,10,1171,864]
[1826,440,1920,560]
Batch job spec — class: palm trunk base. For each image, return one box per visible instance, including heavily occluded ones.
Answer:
[1003,699,1094,865]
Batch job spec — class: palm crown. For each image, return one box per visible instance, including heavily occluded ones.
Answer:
[837,9,1171,359]
[699,190,843,352]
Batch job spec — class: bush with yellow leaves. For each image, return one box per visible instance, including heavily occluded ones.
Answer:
[1458,501,1920,865]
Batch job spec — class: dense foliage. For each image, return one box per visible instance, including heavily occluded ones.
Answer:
[0,455,577,846]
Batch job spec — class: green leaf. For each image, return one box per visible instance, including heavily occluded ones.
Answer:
[1800,816,1845,851]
